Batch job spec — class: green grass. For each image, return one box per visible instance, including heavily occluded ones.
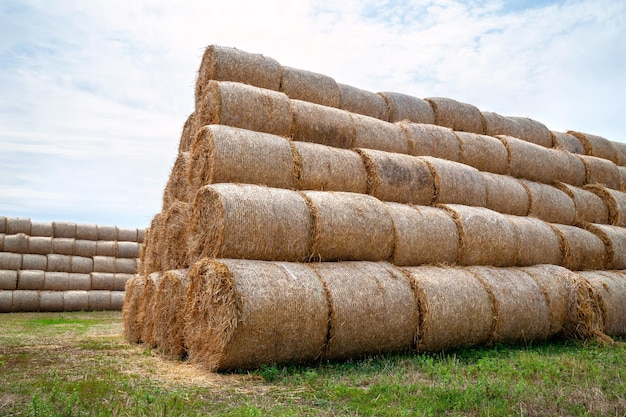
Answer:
[0,311,625,416]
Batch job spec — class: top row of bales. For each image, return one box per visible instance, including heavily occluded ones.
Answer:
[194,45,626,163]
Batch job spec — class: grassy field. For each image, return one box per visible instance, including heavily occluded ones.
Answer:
[0,311,625,416]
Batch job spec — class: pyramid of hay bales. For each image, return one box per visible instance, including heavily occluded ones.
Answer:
[125,45,626,371]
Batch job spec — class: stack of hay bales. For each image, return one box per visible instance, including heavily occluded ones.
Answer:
[0,217,144,312]
[125,45,626,371]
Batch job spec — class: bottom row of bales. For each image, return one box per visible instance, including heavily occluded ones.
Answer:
[123,259,626,372]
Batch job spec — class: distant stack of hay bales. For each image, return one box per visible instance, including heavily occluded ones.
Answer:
[0,217,144,312]
[125,45,626,371]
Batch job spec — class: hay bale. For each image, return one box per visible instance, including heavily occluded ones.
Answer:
[75,223,97,240]
[294,141,368,193]
[153,269,190,359]
[338,83,388,120]
[455,132,508,175]
[196,81,293,138]
[28,236,52,255]
[403,266,492,351]
[114,274,133,291]
[3,233,28,254]
[188,125,296,192]
[21,254,47,270]
[0,234,3,252]
[386,203,459,266]
[17,270,45,290]
[6,217,31,235]
[551,131,585,154]
[378,92,435,124]
[139,272,162,348]
[549,224,606,270]
[159,201,191,271]
[64,290,88,311]
[351,113,409,154]
[40,291,64,312]
[30,221,53,237]
[400,122,461,162]
[619,167,626,192]
[111,291,125,310]
[97,225,118,241]
[188,184,311,263]
[482,172,530,216]
[312,261,416,360]
[584,184,626,226]
[358,149,434,205]
[302,191,394,262]
[53,238,76,256]
[481,111,525,138]
[0,253,22,270]
[74,240,97,258]
[52,222,76,238]
[508,117,553,147]
[577,154,621,190]
[440,205,517,267]
[612,141,626,167]
[163,153,194,211]
[70,256,94,274]
[185,259,329,370]
[137,229,146,244]
[518,179,576,225]
[0,216,5,233]
[93,256,116,273]
[195,45,282,102]
[421,156,487,207]
[88,290,112,311]
[280,66,340,108]
[91,272,115,291]
[290,99,355,149]
[550,152,587,188]
[177,112,197,154]
[117,228,137,242]
[507,215,561,266]
[0,291,12,313]
[115,258,137,275]
[122,275,146,343]
[68,273,91,291]
[0,270,17,290]
[581,223,626,269]
[43,272,69,291]
[12,290,40,312]
[139,214,164,276]
[554,183,609,224]
[568,131,618,164]
[425,97,485,134]
[117,241,140,258]
[578,271,626,336]
[469,266,550,343]
[498,135,557,184]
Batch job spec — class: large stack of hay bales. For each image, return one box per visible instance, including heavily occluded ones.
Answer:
[0,217,144,312]
[125,45,626,371]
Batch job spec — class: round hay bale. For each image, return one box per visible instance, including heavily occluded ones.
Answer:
[111,291,125,310]
[115,258,137,275]
[549,224,606,271]
[0,270,17,290]
[568,131,618,164]
[358,149,434,205]
[95,241,116,257]
[521,265,579,337]
[554,183,609,224]
[114,274,133,291]
[12,290,40,312]
[122,275,146,344]
[177,112,196,154]
[117,241,140,258]
[40,291,64,312]
[0,253,22,270]
[425,97,485,134]
[294,141,368,193]
[74,223,97,241]
[195,45,281,102]
[618,167,626,192]
[508,117,553,147]
[197,80,292,137]
[3,233,28,254]
[188,184,311,263]
[302,191,394,262]
[312,261,416,360]
[581,223,626,270]
[64,290,88,311]
[400,122,461,162]
[6,217,31,235]
[162,152,194,211]
[482,172,530,216]
[52,222,76,239]
[280,66,339,108]
[43,272,70,291]
[0,291,12,313]
[578,271,626,336]
[441,205,517,267]
[68,273,91,291]
[338,83,388,120]
[549,150,588,187]
[140,272,163,348]
[518,179,576,225]
[0,234,3,252]
[469,266,550,343]
[290,99,354,149]
[159,201,191,271]
[28,236,52,255]
[481,111,525,138]
[551,131,585,154]
[88,290,112,311]
[584,184,626,227]
[139,214,164,276]
[577,154,621,190]
[351,113,409,154]
[188,125,296,192]
[386,203,459,266]
[507,215,561,266]
[497,135,557,184]
[0,216,5,234]
[53,238,76,256]
[455,132,508,175]
[17,270,45,290]
[71,256,94,274]
[91,272,115,291]
[93,256,116,273]
[612,141,626,167]
[74,240,97,258]
[185,259,329,371]
[97,225,118,241]
[153,269,190,359]
[378,92,435,124]
[403,265,492,351]
[30,221,53,237]
[421,156,487,207]
[137,229,146,244]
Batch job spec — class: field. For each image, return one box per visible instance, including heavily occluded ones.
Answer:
[0,311,625,416]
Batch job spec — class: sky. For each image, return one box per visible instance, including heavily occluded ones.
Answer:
[1,0,625,229]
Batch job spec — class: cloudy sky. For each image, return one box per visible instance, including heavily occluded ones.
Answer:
[1,0,625,229]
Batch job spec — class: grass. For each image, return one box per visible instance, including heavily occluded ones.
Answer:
[0,311,625,416]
